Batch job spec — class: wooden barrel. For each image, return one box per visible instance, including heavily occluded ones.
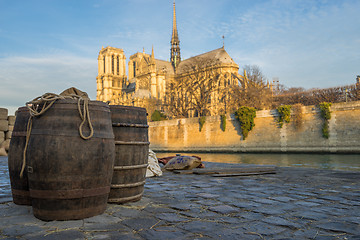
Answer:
[26,99,114,221]
[8,107,31,205]
[109,105,149,204]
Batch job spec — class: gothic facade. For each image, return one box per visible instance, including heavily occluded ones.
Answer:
[96,2,242,117]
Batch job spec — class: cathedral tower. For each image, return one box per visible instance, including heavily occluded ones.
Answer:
[96,46,126,103]
[170,1,181,70]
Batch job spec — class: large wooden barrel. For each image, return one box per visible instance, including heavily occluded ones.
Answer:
[109,105,149,204]
[8,107,31,205]
[26,99,114,221]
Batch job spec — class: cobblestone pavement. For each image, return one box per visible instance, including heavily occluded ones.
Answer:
[1,158,360,240]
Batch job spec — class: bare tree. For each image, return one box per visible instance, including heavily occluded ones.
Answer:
[168,58,224,117]
[167,81,191,118]
[229,65,272,110]
[273,84,359,107]
[242,65,267,86]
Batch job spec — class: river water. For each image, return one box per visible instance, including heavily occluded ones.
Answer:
[155,152,360,172]
[1,153,359,195]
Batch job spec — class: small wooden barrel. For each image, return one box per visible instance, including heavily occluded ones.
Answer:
[109,105,149,204]
[8,107,31,205]
[26,99,114,221]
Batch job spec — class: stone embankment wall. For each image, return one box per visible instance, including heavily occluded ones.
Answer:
[0,108,15,156]
[149,101,360,153]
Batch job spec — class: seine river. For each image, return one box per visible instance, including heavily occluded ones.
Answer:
[1,153,359,200]
[155,152,360,172]
[1,153,360,188]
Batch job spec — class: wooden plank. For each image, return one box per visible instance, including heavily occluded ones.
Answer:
[172,166,277,175]
[192,166,276,175]
[212,171,276,177]
[172,170,194,174]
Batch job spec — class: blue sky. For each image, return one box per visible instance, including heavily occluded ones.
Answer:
[1,0,359,114]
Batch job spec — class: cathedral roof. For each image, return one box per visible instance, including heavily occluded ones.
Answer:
[123,82,136,93]
[176,47,238,74]
[133,89,151,98]
[154,59,175,75]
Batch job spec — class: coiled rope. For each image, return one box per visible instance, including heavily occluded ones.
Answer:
[20,91,94,178]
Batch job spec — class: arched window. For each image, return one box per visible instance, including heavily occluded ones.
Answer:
[103,56,106,74]
[117,56,120,75]
[112,55,115,74]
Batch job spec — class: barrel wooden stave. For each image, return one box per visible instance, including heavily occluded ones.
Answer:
[31,196,107,220]
[109,144,148,202]
[8,107,31,205]
[27,99,114,221]
[112,127,148,142]
[109,105,148,204]
[110,106,147,125]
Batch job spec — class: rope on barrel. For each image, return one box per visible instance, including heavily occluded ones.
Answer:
[77,97,94,140]
[20,92,93,178]
[21,116,33,178]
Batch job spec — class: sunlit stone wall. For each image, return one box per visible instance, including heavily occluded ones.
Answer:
[149,101,360,153]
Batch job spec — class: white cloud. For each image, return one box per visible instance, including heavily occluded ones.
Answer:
[221,0,360,88]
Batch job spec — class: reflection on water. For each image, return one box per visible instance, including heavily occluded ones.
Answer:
[155,152,360,172]
[0,157,11,198]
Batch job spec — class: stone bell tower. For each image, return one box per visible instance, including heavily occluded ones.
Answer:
[96,46,127,102]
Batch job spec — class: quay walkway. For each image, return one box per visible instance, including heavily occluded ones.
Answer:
[1,161,360,239]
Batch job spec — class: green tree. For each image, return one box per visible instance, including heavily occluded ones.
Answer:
[277,105,292,128]
[151,110,167,121]
[318,102,332,139]
[235,106,256,140]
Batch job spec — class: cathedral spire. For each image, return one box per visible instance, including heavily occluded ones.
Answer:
[172,1,179,42]
[151,45,154,59]
[170,0,181,69]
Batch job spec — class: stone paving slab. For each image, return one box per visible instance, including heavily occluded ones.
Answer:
[1,161,360,239]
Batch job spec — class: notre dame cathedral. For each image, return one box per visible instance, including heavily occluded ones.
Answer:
[96,2,242,118]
